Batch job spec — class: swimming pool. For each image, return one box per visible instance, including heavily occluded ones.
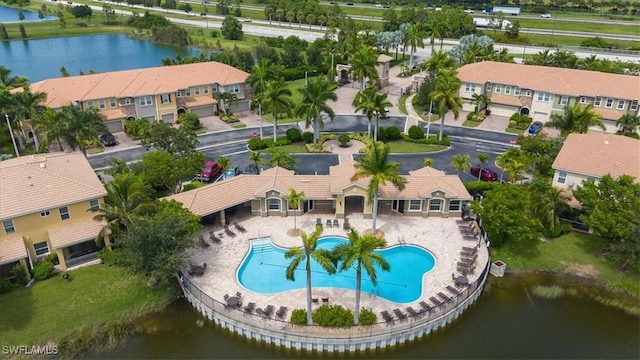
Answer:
[237,237,436,303]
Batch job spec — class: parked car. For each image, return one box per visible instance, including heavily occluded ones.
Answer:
[243,18,252,22]
[99,133,117,147]
[374,4,382,8]
[540,13,552,18]
[196,161,221,182]
[470,166,499,182]
[346,2,354,6]
[221,167,241,180]
[464,9,474,13]
[528,121,543,134]
[243,165,261,175]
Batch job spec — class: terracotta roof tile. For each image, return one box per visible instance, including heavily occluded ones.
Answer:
[490,95,524,107]
[552,132,640,180]
[0,237,28,265]
[48,218,107,249]
[0,153,107,220]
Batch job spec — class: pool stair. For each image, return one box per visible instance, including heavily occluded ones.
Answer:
[250,238,274,252]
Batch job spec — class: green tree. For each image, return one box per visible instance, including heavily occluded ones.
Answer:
[516,133,564,177]
[332,228,390,325]
[429,67,462,141]
[59,66,70,77]
[248,58,274,97]
[547,104,605,136]
[60,105,108,156]
[248,151,264,173]
[10,88,47,150]
[261,79,294,141]
[267,146,297,170]
[351,142,406,235]
[18,10,25,21]
[33,108,66,152]
[616,114,640,137]
[221,15,243,40]
[353,86,392,141]
[140,121,199,157]
[350,44,379,94]
[217,155,231,171]
[471,93,491,115]
[421,50,455,77]
[139,150,205,193]
[423,158,434,167]
[450,153,471,176]
[296,77,337,145]
[476,153,489,181]
[0,66,28,90]
[285,227,336,325]
[217,92,238,117]
[403,23,425,69]
[286,187,305,231]
[529,179,570,238]
[503,158,526,184]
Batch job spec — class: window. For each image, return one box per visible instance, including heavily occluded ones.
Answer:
[449,200,461,212]
[176,90,183,98]
[504,86,511,95]
[40,210,50,217]
[579,97,587,104]
[630,100,638,111]
[204,86,209,94]
[212,84,218,92]
[558,171,567,184]
[537,92,551,102]
[110,98,117,107]
[514,87,521,96]
[34,241,49,256]
[616,100,625,110]
[59,206,70,221]
[225,84,240,93]
[195,87,201,95]
[2,219,15,235]
[605,98,613,108]
[594,97,602,107]
[429,199,443,212]
[138,96,153,107]
[161,94,171,104]
[408,200,421,211]
[485,83,492,91]
[185,88,191,96]
[560,96,568,106]
[98,99,106,109]
[87,101,94,109]
[267,198,280,211]
[464,83,476,92]
[525,90,532,97]
[89,200,100,212]
[494,85,502,94]
[124,98,132,105]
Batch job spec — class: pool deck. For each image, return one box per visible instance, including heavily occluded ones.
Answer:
[186,211,488,318]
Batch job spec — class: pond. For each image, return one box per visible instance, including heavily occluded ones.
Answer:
[0,5,57,23]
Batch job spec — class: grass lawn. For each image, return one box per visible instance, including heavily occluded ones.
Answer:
[463,120,482,127]
[491,232,640,296]
[0,265,176,347]
[505,127,525,135]
[398,95,409,115]
[386,141,446,153]
[265,143,307,154]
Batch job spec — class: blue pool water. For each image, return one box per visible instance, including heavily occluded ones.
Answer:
[237,237,436,303]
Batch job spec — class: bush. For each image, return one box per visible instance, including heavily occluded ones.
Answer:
[338,134,351,146]
[11,263,28,285]
[46,253,59,265]
[408,125,425,139]
[97,249,123,266]
[385,126,402,140]
[0,276,14,294]
[182,181,204,192]
[286,128,302,142]
[312,304,354,327]
[401,134,451,146]
[220,113,239,123]
[124,118,151,139]
[484,109,491,115]
[509,113,532,129]
[178,112,201,130]
[464,181,501,196]
[377,127,388,142]
[33,260,55,281]
[359,308,377,325]
[301,131,314,144]
[466,112,486,122]
[290,309,307,324]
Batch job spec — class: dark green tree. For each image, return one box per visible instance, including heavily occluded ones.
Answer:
[140,121,199,156]
[71,5,93,19]
[139,150,205,193]
[221,15,243,40]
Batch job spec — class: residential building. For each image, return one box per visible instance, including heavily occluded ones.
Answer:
[457,61,640,133]
[166,162,471,225]
[25,62,251,133]
[0,153,108,277]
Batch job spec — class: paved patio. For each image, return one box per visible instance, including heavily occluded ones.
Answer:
[185,211,488,320]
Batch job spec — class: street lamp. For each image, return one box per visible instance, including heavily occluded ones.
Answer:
[305,70,317,85]
[5,113,20,157]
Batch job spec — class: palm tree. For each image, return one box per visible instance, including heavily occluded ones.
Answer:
[450,154,471,176]
[495,148,522,183]
[296,77,337,145]
[11,88,47,150]
[93,174,155,243]
[350,44,379,94]
[504,159,526,184]
[0,66,28,90]
[261,79,294,141]
[422,50,455,76]
[248,151,264,173]
[429,68,463,141]
[267,146,297,170]
[60,105,108,156]
[370,92,392,142]
[217,155,231,171]
[286,187,305,231]
[351,141,406,235]
[616,114,640,136]
[476,153,489,181]
[547,103,605,137]
[285,227,336,325]
[403,23,425,69]
[353,85,377,138]
[530,182,569,237]
[217,92,238,117]
[248,58,273,97]
[423,158,434,167]
[332,228,390,325]
[34,108,66,152]
[471,93,491,115]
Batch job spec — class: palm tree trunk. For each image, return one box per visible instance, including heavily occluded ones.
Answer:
[29,124,40,150]
[354,268,362,325]
[273,114,278,142]
[371,193,379,235]
[294,212,297,230]
[438,112,445,141]
[440,38,444,50]
[367,120,372,138]
[305,260,313,325]
[313,118,319,145]
[374,115,379,142]
[409,49,414,69]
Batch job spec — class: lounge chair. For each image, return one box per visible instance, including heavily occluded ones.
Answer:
[223,293,229,300]
[405,307,418,317]
[438,292,452,303]
[224,225,235,237]
[312,297,319,304]
[321,297,329,303]
[462,246,477,252]
[244,302,255,313]
[276,306,288,319]
[393,308,407,320]
[316,218,323,229]
[333,219,339,228]
[446,285,461,296]
[264,305,275,317]
[380,310,394,323]
[343,218,350,231]
[233,222,247,233]
[236,291,242,298]
[326,219,332,228]
[419,301,433,312]
[210,232,221,243]
[430,296,443,307]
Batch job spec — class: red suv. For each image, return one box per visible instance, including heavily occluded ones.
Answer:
[470,166,499,182]
[197,161,221,182]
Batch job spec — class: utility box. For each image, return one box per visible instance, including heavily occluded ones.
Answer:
[490,260,506,277]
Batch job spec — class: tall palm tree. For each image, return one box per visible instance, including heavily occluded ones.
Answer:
[34,108,66,152]
[476,153,489,181]
[450,153,471,176]
[495,148,522,183]
[429,68,463,141]
[261,79,294,141]
[286,187,305,231]
[370,92,392,142]
[504,159,526,184]
[353,85,377,138]
[93,174,155,243]
[217,92,238,117]
[547,103,605,136]
[60,105,108,156]
[423,158,434,167]
[471,93,491,115]
[350,44,379,94]
[11,88,47,150]
[248,151,264,173]
[530,182,569,236]
[421,50,455,76]
[403,23,425,69]
[296,77,337,145]
[351,141,406,235]
[285,227,336,325]
[248,58,273,97]
[332,228,390,325]
[616,114,640,136]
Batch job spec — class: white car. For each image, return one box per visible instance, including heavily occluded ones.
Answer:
[374,4,382,8]
[464,9,474,13]
[540,13,552,18]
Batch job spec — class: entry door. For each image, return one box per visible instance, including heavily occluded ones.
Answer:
[391,200,405,213]
[303,200,314,213]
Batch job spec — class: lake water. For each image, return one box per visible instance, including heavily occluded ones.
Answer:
[1,34,205,82]
[100,274,640,359]
[0,5,57,23]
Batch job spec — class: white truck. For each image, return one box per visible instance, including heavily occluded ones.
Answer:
[473,17,512,30]
[483,6,521,16]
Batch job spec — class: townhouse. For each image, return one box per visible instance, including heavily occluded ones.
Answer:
[0,153,108,277]
[457,61,640,133]
[26,62,251,133]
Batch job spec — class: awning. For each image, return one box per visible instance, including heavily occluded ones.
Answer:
[0,237,28,265]
[48,218,107,249]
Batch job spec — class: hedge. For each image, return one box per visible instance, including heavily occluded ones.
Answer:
[401,133,451,146]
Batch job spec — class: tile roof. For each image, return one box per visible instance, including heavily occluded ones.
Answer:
[458,61,640,100]
[0,237,28,265]
[27,62,250,109]
[48,218,107,249]
[552,132,640,180]
[0,153,107,220]
[378,54,393,63]
[592,107,625,121]
[490,95,524,107]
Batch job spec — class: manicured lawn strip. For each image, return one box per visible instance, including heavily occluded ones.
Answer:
[519,32,640,49]
[386,141,446,153]
[398,95,408,115]
[505,127,525,135]
[462,120,482,127]
[491,232,640,296]
[0,265,176,347]
[265,143,307,154]
[516,17,640,36]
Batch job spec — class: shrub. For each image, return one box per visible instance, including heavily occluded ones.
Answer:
[359,308,377,325]
[385,126,402,140]
[464,181,501,196]
[466,112,486,122]
[301,131,314,144]
[178,112,201,130]
[408,125,424,139]
[97,249,125,266]
[305,143,327,153]
[182,181,204,192]
[0,276,14,294]
[401,134,451,146]
[11,263,28,285]
[290,309,307,324]
[33,260,55,281]
[338,134,351,146]
[286,128,302,142]
[509,113,532,129]
[312,304,354,327]
[46,253,59,265]
[124,118,151,139]
[318,134,337,143]
[377,127,388,142]
[484,109,491,115]
[220,113,239,123]
[247,138,266,151]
